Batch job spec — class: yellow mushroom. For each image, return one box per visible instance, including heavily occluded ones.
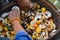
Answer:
[38,4,40,9]
[42,7,46,13]
[27,24,34,29]
[3,27,8,31]
[36,27,41,33]
[11,31,15,35]
[32,35,37,39]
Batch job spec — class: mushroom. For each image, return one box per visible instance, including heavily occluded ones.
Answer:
[44,11,52,19]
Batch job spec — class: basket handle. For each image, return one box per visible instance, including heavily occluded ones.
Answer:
[1,1,16,12]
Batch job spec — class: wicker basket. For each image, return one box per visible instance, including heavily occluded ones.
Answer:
[1,0,60,40]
